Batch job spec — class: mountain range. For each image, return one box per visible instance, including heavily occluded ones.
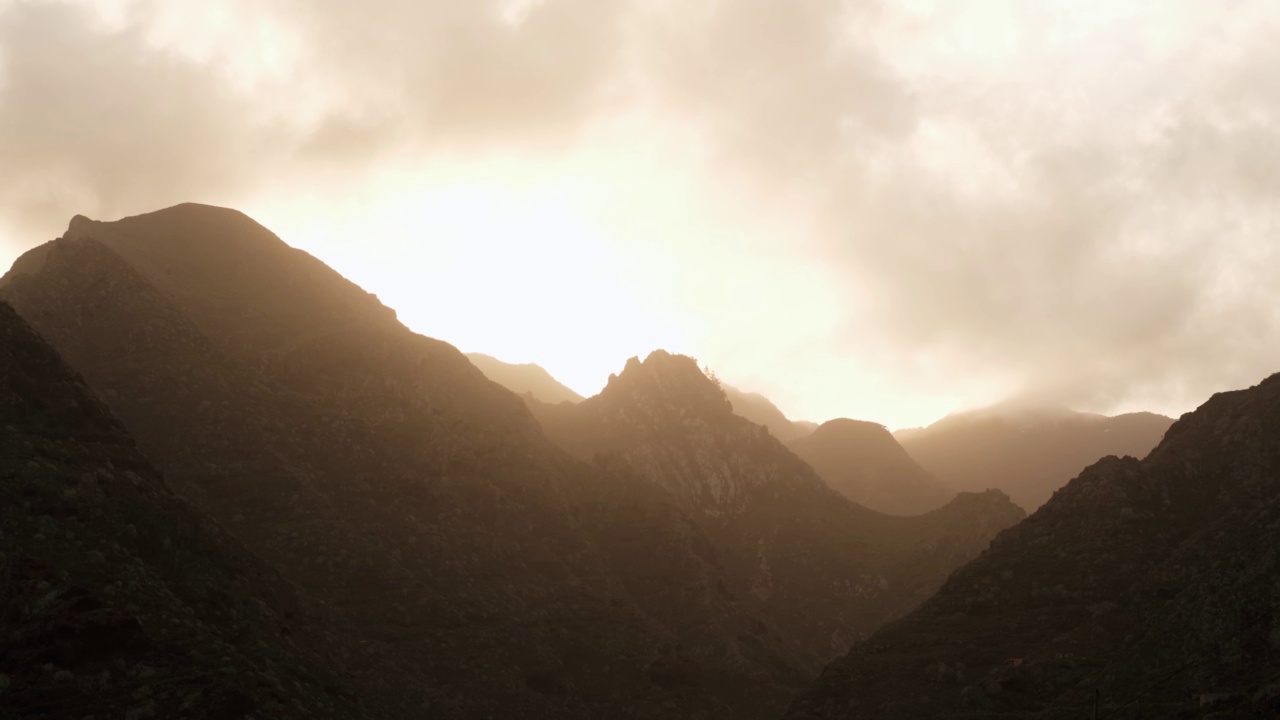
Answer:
[788,376,1280,718]
[0,204,1021,719]
[897,405,1174,511]
[3,202,1274,720]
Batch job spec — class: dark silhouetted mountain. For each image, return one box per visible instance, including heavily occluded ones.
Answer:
[895,404,1173,511]
[0,204,841,718]
[0,301,370,719]
[787,419,953,516]
[723,385,817,441]
[466,352,585,404]
[527,351,1026,668]
[788,375,1280,719]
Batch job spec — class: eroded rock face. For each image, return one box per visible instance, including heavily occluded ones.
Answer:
[788,374,1280,720]
[531,351,1026,666]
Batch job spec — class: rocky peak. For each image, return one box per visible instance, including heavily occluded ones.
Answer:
[596,350,734,427]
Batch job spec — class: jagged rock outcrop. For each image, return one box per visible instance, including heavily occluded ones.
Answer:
[788,375,1280,719]
[0,301,367,719]
[896,405,1173,511]
[466,352,585,405]
[529,351,1026,667]
[787,419,952,516]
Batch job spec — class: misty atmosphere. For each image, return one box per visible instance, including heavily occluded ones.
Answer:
[1,2,1279,719]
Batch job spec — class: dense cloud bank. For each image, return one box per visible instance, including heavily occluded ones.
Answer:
[3,0,1278,424]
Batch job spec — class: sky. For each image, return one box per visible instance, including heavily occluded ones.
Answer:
[2,0,1279,429]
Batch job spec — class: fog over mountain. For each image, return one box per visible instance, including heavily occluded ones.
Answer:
[4,1,1280,427]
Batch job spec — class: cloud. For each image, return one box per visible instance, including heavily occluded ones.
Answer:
[3,0,1280,424]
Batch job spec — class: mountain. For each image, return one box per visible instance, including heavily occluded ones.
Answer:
[787,419,953,516]
[1,205,730,719]
[722,385,817,441]
[466,352,585,404]
[527,351,1026,667]
[3,203,949,719]
[0,301,369,719]
[896,405,1174,511]
[788,375,1280,719]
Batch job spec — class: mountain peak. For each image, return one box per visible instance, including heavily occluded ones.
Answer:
[788,417,954,516]
[61,203,282,251]
[810,418,888,438]
[599,350,732,421]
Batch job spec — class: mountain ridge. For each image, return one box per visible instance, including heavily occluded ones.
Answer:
[529,349,1026,665]
[896,404,1174,511]
[788,373,1280,718]
[787,418,953,516]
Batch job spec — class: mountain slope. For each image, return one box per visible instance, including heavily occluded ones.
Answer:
[0,204,822,718]
[529,351,1026,666]
[0,301,367,719]
[787,419,953,516]
[788,375,1280,719]
[896,405,1173,511]
[466,352,585,404]
[723,386,817,441]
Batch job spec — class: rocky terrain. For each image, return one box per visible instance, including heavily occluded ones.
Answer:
[528,351,1026,665]
[787,419,953,516]
[896,405,1174,511]
[788,375,1280,719]
[0,203,1022,719]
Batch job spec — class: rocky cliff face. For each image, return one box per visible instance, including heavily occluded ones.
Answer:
[896,406,1174,511]
[530,351,1026,666]
[788,375,1280,719]
[0,301,368,719]
[788,419,953,516]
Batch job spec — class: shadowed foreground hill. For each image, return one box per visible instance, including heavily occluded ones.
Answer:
[466,352,585,405]
[0,301,367,719]
[528,352,1026,666]
[896,406,1173,511]
[788,375,1280,719]
[787,419,953,516]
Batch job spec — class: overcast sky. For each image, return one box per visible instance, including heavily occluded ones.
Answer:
[2,0,1279,429]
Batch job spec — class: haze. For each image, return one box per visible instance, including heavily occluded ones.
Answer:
[2,0,1278,429]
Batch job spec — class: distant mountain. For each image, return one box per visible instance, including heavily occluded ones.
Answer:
[528,351,1026,667]
[789,375,1280,719]
[787,419,953,516]
[722,385,817,441]
[466,352,584,404]
[0,301,367,719]
[896,405,1174,511]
